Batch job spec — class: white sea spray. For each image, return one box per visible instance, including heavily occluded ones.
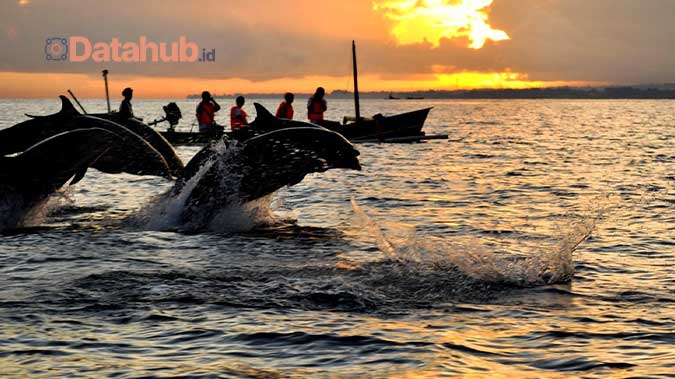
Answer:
[136,140,278,233]
[349,197,596,287]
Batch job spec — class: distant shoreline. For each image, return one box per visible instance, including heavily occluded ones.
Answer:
[187,86,675,100]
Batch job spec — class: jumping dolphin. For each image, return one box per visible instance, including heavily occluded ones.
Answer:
[0,128,123,228]
[168,110,361,226]
[90,111,184,176]
[0,101,361,230]
[0,96,180,178]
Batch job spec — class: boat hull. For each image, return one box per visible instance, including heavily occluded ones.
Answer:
[159,107,432,146]
[317,107,431,141]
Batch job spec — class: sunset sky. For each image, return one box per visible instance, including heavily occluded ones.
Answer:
[1,0,674,98]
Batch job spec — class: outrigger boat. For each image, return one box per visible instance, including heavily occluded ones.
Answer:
[157,41,436,145]
[84,42,442,146]
[313,107,432,142]
[305,40,433,143]
[91,104,432,146]
[152,104,433,145]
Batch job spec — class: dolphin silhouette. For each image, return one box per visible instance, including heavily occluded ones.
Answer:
[165,104,361,227]
[90,111,184,177]
[0,96,180,178]
[0,128,123,228]
[0,101,361,230]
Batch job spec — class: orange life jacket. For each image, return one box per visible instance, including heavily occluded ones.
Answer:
[276,101,294,119]
[196,101,216,125]
[230,106,248,130]
[307,96,326,121]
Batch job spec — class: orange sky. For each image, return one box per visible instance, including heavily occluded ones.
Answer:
[0,71,592,99]
[0,0,673,98]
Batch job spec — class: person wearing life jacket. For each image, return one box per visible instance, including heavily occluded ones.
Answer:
[196,91,222,133]
[230,96,248,130]
[275,92,294,119]
[307,87,327,123]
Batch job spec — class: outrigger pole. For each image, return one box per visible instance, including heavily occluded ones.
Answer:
[102,69,111,113]
[67,89,87,114]
[352,40,361,121]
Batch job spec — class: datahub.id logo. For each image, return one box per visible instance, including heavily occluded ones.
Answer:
[44,36,216,63]
[45,38,69,61]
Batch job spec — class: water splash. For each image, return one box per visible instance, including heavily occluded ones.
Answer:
[203,194,277,233]
[0,188,73,230]
[135,140,278,233]
[349,197,595,287]
[136,147,216,231]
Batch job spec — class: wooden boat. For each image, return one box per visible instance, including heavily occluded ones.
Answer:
[314,107,431,142]
[93,108,434,145]
[324,41,432,142]
[153,104,432,145]
[153,105,431,146]
[158,41,434,145]
[87,42,437,146]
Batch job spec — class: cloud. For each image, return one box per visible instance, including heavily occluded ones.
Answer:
[487,0,675,83]
[374,0,509,49]
[0,0,674,93]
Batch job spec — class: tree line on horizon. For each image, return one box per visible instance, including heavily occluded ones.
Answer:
[187,86,675,100]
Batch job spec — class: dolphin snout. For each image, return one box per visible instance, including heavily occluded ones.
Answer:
[332,147,361,171]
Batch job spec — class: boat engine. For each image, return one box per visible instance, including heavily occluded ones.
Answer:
[162,102,182,131]
[149,102,182,131]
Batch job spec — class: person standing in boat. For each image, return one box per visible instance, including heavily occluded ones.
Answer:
[307,87,327,123]
[275,92,294,119]
[119,87,141,120]
[196,91,222,134]
[230,96,248,130]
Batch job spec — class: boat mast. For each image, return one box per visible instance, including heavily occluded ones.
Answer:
[102,69,111,113]
[352,40,361,120]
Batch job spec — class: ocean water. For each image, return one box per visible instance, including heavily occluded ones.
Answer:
[0,98,673,378]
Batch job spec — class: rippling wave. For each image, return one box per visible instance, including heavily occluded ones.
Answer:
[0,99,673,378]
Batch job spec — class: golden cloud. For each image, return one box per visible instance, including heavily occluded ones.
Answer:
[374,0,509,49]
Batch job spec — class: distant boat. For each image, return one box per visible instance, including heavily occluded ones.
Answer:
[405,96,425,100]
[387,93,401,100]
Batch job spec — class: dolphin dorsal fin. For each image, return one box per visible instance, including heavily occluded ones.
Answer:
[253,103,277,124]
[59,95,80,115]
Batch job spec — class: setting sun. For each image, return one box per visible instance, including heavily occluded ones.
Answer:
[374,0,509,49]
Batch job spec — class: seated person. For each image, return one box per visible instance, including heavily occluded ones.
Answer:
[196,91,222,133]
[230,96,248,130]
[275,92,294,119]
[307,87,327,123]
